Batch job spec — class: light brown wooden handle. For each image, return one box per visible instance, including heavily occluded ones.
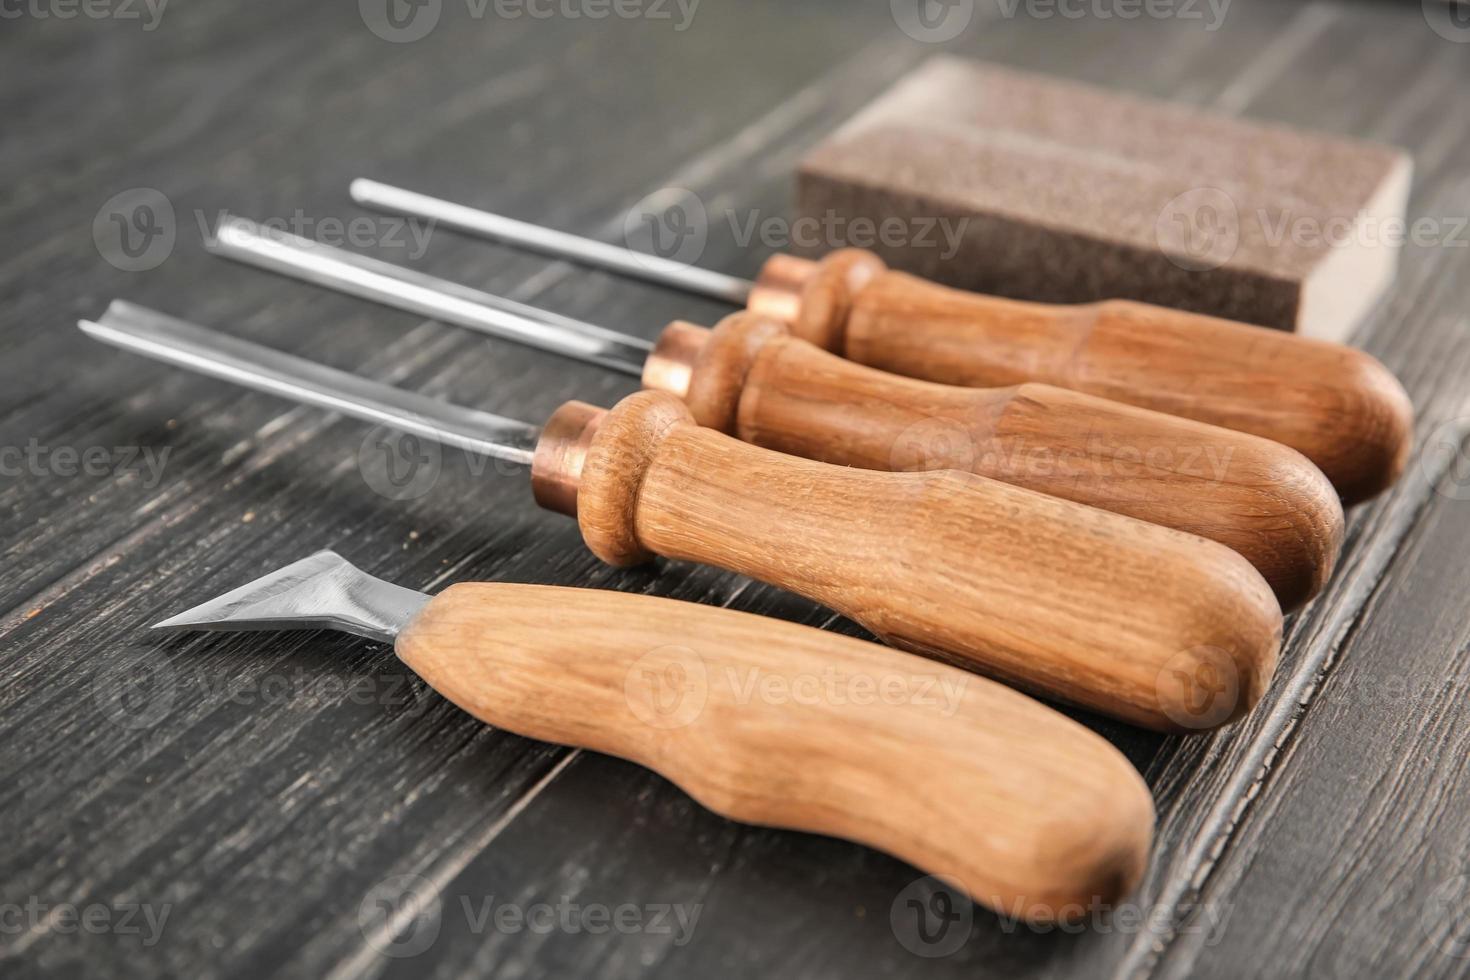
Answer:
[753,251,1414,504]
[395,583,1154,921]
[555,390,1282,732]
[651,313,1343,611]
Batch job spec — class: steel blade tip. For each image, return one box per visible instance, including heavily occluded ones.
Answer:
[150,551,350,630]
[149,551,430,644]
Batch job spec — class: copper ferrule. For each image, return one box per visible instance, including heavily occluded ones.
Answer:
[530,401,606,518]
[640,320,711,399]
[745,253,817,325]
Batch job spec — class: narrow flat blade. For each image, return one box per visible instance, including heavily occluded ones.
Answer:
[152,551,429,643]
[79,300,542,465]
[208,216,652,377]
[350,178,757,306]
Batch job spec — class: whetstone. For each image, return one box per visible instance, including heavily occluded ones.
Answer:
[795,57,1412,340]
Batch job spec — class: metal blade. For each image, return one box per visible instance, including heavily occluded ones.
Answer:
[208,216,650,377]
[152,551,430,643]
[350,178,756,306]
[79,300,541,465]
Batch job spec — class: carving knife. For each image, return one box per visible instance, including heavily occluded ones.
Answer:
[149,549,1155,921]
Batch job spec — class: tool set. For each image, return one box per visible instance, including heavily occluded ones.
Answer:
[151,550,1155,920]
[351,179,1415,504]
[208,218,1343,610]
[86,163,1416,914]
[81,300,1281,732]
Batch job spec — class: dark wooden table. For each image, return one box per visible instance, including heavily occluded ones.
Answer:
[4,1,1470,976]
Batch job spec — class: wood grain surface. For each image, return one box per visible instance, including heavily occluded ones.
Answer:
[656,312,1343,610]
[771,257,1415,505]
[397,583,1155,920]
[568,389,1281,730]
[2,1,1469,978]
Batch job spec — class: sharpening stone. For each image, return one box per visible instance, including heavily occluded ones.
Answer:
[795,56,1413,341]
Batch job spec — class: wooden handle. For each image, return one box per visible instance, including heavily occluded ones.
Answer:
[396,583,1154,921]
[750,251,1414,504]
[533,390,1282,732]
[644,313,1343,611]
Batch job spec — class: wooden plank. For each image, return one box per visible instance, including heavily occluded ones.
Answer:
[2,0,1467,977]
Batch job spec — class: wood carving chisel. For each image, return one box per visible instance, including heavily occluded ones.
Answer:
[209,218,1343,610]
[150,550,1155,921]
[80,300,1282,732]
[350,179,1414,504]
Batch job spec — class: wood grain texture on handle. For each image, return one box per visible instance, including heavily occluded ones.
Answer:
[757,251,1414,504]
[395,583,1155,921]
[655,313,1343,611]
[567,390,1283,732]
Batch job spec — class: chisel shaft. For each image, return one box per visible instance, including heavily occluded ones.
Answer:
[209,225,1343,610]
[83,301,1283,732]
[353,180,1414,504]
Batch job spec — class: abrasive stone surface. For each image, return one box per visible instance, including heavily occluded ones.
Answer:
[797,57,1411,338]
